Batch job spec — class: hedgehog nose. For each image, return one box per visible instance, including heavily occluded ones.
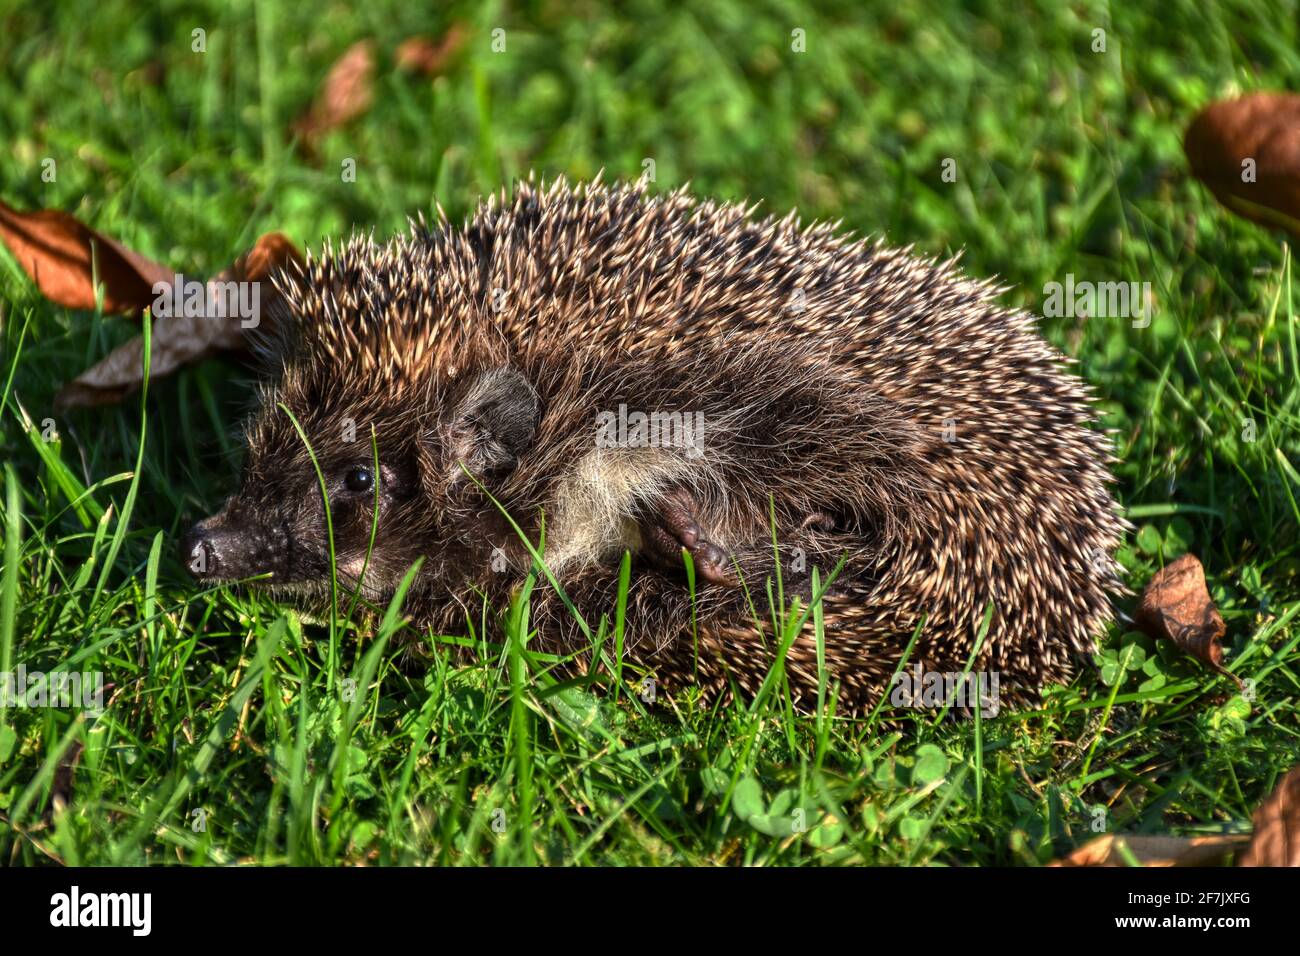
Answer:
[181,521,239,580]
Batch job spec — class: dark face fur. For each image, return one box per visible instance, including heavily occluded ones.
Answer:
[182,365,541,604]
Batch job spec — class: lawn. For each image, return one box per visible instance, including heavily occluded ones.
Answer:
[1,0,1298,865]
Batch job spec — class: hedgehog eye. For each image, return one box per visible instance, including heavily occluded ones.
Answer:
[344,466,375,494]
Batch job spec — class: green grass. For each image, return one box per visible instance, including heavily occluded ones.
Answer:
[1,0,1299,865]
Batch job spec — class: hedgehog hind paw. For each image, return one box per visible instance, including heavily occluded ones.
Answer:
[638,488,739,587]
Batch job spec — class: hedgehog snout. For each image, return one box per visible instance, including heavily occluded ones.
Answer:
[182,505,287,582]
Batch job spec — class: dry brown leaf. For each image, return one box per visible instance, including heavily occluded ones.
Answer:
[293,39,376,147]
[220,231,304,287]
[395,23,468,76]
[0,198,173,313]
[1051,833,1247,867]
[53,316,215,409]
[1135,553,1233,677]
[1184,92,1300,238]
[53,232,303,411]
[1238,765,1300,867]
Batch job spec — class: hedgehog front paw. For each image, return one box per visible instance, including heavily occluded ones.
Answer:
[638,487,739,587]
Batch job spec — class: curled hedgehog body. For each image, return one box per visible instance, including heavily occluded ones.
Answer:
[185,178,1127,712]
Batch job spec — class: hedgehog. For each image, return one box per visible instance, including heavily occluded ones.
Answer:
[182,177,1128,713]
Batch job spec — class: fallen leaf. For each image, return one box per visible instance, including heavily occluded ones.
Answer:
[1134,553,1234,679]
[53,232,303,410]
[293,40,376,148]
[219,230,303,287]
[0,198,173,313]
[1238,764,1300,866]
[1184,92,1300,238]
[395,24,468,76]
[1051,833,1247,867]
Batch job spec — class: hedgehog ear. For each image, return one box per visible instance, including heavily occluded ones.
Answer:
[442,367,540,484]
